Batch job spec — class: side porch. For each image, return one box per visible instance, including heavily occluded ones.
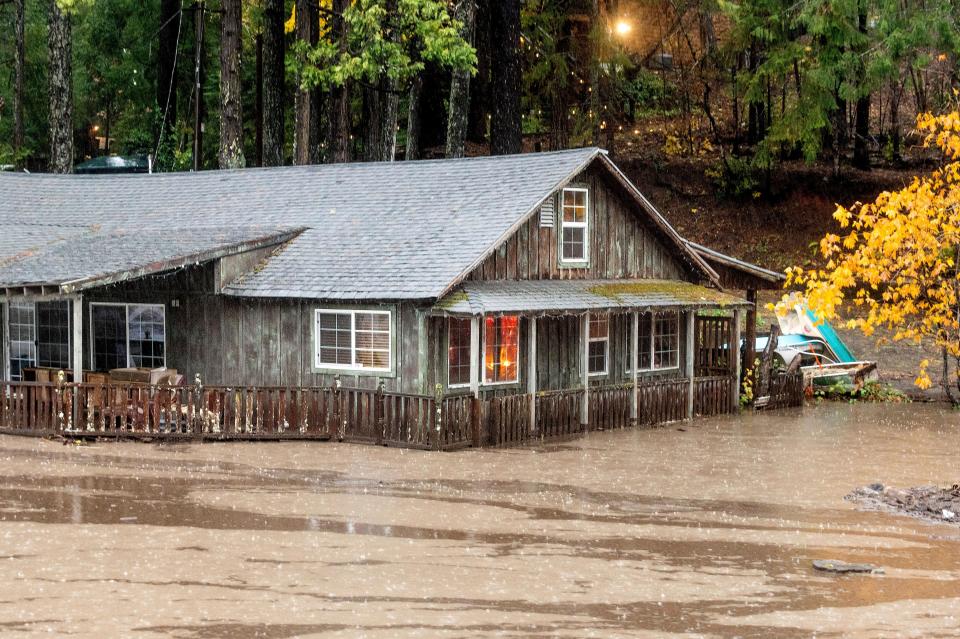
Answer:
[431,279,751,447]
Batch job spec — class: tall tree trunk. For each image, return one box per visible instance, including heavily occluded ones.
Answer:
[446,0,475,158]
[367,0,400,162]
[218,0,245,169]
[489,0,521,155]
[157,0,181,144]
[406,75,423,160]
[294,0,321,165]
[255,33,263,166]
[47,0,73,173]
[467,0,489,145]
[325,0,351,163]
[852,2,870,170]
[362,86,383,161]
[589,0,601,145]
[262,0,285,166]
[379,82,399,161]
[853,93,870,169]
[13,0,25,168]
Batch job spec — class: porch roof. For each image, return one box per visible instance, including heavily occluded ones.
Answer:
[0,225,302,297]
[433,279,751,316]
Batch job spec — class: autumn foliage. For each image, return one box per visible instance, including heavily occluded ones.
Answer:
[778,112,960,400]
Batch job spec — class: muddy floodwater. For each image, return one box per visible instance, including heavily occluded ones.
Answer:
[0,403,958,638]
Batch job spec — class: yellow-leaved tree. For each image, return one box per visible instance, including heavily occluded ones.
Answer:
[777,112,960,404]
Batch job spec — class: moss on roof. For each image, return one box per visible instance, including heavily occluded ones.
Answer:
[587,280,740,306]
[435,289,470,311]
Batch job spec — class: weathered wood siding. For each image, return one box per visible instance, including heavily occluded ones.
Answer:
[466,166,688,283]
[78,264,430,395]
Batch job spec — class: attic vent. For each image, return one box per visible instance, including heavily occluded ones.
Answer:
[539,196,556,228]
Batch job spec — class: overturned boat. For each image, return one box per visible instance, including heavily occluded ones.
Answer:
[760,303,878,392]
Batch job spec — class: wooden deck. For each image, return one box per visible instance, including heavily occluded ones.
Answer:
[0,371,806,450]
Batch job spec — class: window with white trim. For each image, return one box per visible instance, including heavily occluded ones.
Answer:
[447,317,472,387]
[627,312,680,372]
[91,303,166,371]
[587,314,608,376]
[483,315,520,384]
[315,309,392,372]
[560,187,589,264]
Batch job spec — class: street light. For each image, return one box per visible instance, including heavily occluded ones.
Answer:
[614,19,632,37]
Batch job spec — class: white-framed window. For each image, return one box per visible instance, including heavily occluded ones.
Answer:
[483,315,520,384]
[314,309,392,373]
[447,317,472,387]
[587,314,608,376]
[90,303,166,371]
[560,187,589,264]
[627,311,680,373]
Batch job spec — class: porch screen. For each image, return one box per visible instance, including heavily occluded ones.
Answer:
[483,315,519,384]
[447,318,471,386]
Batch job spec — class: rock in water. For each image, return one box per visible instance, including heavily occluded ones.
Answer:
[813,559,884,574]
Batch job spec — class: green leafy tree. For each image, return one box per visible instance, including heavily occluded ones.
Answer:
[293,0,476,161]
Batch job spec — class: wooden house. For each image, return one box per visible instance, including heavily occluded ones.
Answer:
[0,148,779,447]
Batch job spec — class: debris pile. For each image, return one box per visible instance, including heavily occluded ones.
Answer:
[847,483,960,524]
[813,559,884,574]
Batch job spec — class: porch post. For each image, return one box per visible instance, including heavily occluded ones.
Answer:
[527,316,537,433]
[580,312,589,428]
[1,301,9,381]
[686,310,695,419]
[72,294,83,383]
[732,308,744,412]
[630,311,638,421]
[469,316,480,398]
[743,289,758,391]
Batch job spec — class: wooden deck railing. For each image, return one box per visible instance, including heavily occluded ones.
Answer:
[766,372,805,409]
[0,374,744,449]
[693,376,735,417]
[636,378,689,425]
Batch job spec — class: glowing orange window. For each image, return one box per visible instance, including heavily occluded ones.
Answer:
[483,315,519,384]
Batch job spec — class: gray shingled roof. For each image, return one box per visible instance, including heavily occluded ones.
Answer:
[434,280,749,315]
[0,149,602,298]
[0,226,301,294]
[0,148,718,299]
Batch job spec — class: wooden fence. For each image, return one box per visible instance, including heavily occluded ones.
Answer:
[0,374,742,450]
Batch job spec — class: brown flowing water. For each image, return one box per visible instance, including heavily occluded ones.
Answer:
[0,402,958,638]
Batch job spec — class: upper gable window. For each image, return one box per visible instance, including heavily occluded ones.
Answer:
[560,187,589,264]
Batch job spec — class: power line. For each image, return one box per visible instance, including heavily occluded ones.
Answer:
[154,1,184,163]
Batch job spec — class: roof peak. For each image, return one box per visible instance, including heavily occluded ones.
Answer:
[0,147,605,180]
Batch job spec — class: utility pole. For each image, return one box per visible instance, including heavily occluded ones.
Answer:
[193,0,206,171]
